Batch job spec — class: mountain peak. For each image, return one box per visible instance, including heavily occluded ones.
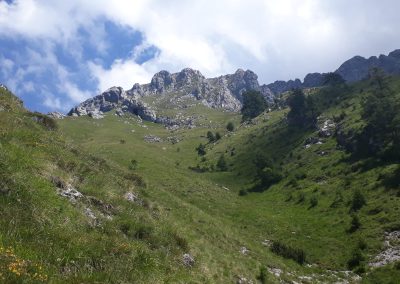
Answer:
[68,68,274,121]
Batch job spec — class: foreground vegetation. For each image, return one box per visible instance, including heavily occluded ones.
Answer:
[1,73,400,283]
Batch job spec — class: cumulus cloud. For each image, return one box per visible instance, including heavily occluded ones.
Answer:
[1,0,400,112]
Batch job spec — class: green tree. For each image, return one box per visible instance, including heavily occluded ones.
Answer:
[216,155,228,171]
[215,132,222,140]
[129,159,138,170]
[206,131,215,143]
[196,143,206,156]
[349,214,361,233]
[286,89,317,128]
[353,69,400,160]
[226,121,235,132]
[350,189,366,212]
[323,72,345,86]
[259,167,282,188]
[241,90,267,121]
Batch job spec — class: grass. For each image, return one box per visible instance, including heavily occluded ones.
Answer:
[1,75,400,282]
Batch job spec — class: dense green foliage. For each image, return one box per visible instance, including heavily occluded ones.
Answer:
[241,90,267,121]
[226,121,235,131]
[286,89,318,128]
[271,241,306,265]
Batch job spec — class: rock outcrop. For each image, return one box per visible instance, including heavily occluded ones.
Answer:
[68,86,157,122]
[128,68,274,111]
[267,49,400,94]
[68,68,274,123]
[336,49,400,82]
[47,112,66,119]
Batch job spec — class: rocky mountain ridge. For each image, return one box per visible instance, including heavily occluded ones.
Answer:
[68,68,274,123]
[267,49,400,94]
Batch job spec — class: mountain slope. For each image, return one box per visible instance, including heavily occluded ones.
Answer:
[57,73,400,283]
[0,87,199,283]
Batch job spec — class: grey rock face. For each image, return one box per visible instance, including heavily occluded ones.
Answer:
[68,68,274,123]
[303,73,326,88]
[267,49,400,95]
[131,68,273,111]
[336,50,400,82]
[68,86,157,122]
[267,78,302,94]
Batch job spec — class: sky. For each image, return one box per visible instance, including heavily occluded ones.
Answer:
[1,0,400,113]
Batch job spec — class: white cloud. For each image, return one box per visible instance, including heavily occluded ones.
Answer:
[1,0,400,109]
[43,91,62,110]
[88,59,153,92]
[60,82,91,103]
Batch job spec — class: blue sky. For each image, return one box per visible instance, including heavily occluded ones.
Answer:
[1,0,400,113]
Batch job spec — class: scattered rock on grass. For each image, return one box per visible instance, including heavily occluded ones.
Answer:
[56,183,83,202]
[144,135,162,143]
[240,246,250,255]
[182,253,195,267]
[236,276,253,284]
[369,231,400,267]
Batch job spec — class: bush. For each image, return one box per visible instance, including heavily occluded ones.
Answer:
[196,143,206,156]
[257,267,268,284]
[297,192,306,204]
[238,189,248,196]
[129,159,138,170]
[226,122,235,131]
[347,248,365,270]
[309,196,318,208]
[271,240,306,265]
[349,214,361,233]
[207,131,215,143]
[216,155,228,171]
[215,132,222,140]
[350,189,366,212]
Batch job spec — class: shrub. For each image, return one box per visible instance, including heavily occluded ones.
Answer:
[257,267,268,284]
[216,155,228,171]
[215,132,222,140]
[309,196,318,208]
[226,122,235,131]
[349,214,361,233]
[271,240,306,265]
[297,192,306,204]
[196,143,206,156]
[347,248,364,270]
[207,131,215,143]
[350,189,366,212]
[129,159,138,170]
[238,189,248,196]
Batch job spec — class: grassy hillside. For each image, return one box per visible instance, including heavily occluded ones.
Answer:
[0,87,199,283]
[1,75,400,283]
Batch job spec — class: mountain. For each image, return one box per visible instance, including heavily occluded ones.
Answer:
[336,49,400,82]
[267,49,400,94]
[68,68,274,122]
[2,56,400,283]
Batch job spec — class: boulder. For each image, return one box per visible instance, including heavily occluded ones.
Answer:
[182,253,195,267]
[48,112,66,119]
